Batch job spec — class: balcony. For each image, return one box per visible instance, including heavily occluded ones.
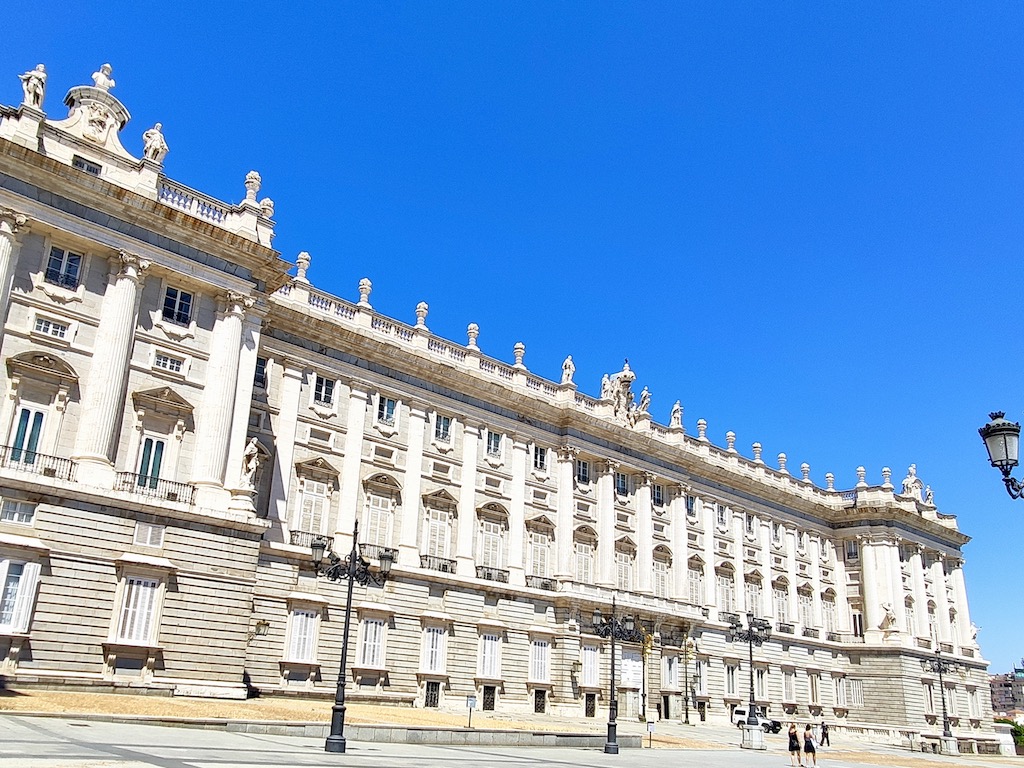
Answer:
[420,555,457,574]
[802,628,819,639]
[720,611,741,626]
[290,531,333,551]
[916,637,933,650]
[961,647,975,658]
[777,622,795,634]
[839,633,865,644]
[526,575,557,591]
[826,632,841,643]
[940,642,954,654]
[114,472,196,505]
[0,446,77,482]
[361,544,398,564]
[476,565,509,583]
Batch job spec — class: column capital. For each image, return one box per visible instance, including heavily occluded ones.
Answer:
[556,444,579,461]
[634,471,656,486]
[599,459,619,475]
[0,208,28,238]
[223,290,256,316]
[114,250,151,281]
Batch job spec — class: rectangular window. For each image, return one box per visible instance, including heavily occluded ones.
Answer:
[726,664,737,696]
[162,287,193,325]
[745,514,755,535]
[422,626,446,673]
[313,375,334,406]
[755,668,767,699]
[575,541,594,583]
[434,415,452,443]
[968,689,981,718]
[479,633,500,678]
[363,492,392,547]
[716,573,736,612]
[834,677,848,708]
[0,559,41,633]
[153,352,184,373]
[533,445,547,471]
[296,479,328,534]
[1,499,36,525]
[425,507,450,558]
[823,599,837,633]
[33,316,69,339]
[116,576,159,644]
[615,472,629,496]
[479,520,503,568]
[685,495,696,517]
[530,639,550,682]
[133,522,165,547]
[376,396,397,426]
[582,644,599,687]
[783,671,795,702]
[694,659,706,695]
[745,581,762,613]
[772,522,782,544]
[486,430,502,457]
[359,617,386,667]
[774,588,789,621]
[849,679,864,707]
[576,459,590,484]
[136,436,165,489]
[663,654,679,688]
[653,561,669,598]
[924,682,935,714]
[845,540,859,561]
[851,609,865,638]
[253,357,268,389]
[809,673,820,704]
[799,593,814,627]
[72,155,102,175]
[10,406,45,464]
[688,567,704,605]
[288,608,318,662]
[616,551,633,591]
[529,531,549,577]
[45,246,83,289]
[652,483,665,506]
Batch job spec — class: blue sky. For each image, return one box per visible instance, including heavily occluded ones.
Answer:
[4,3,1023,672]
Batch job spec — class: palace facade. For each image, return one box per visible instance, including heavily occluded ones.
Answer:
[0,63,995,743]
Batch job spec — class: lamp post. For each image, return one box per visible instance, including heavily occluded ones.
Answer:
[923,647,960,739]
[682,635,698,725]
[310,521,393,754]
[727,612,772,735]
[591,596,646,754]
[979,411,1024,498]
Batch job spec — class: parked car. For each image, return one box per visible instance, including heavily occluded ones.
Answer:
[731,706,783,733]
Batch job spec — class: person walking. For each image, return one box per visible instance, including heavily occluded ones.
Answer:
[788,723,802,767]
[820,720,830,747]
[803,724,818,767]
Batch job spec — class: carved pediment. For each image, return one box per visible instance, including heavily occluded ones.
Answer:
[7,351,79,387]
[295,457,340,478]
[132,387,193,418]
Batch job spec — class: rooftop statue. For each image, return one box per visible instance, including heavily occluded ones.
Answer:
[560,355,575,385]
[670,400,682,429]
[19,64,46,109]
[142,123,169,163]
[901,464,923,501]
[91,63,115,91]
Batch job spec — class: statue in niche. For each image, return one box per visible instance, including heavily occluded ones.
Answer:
[142,123,169,162]
[879,602,897,631]
[241,437,260,488]
[19,64,46,109]
[670,400,682,429]
[561,355,575,385]
[901,464,924,500]
[91,63,115,91]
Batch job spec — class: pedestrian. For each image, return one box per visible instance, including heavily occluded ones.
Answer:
[804,724,818,767]
[820,720,830,746]
[787,722,802,767]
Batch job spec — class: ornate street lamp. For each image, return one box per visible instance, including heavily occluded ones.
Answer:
[591,596,646,754]
[922,648,961,739]
[727,612,772,728]
[310,521,393,754]
[682,635,699,726]
[979,412,1024,498]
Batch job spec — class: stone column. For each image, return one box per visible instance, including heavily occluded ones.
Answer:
[456,424,480,576]
[731,508,744,611]
[190,292,253,507]
[671,485,688,599]
[860,538,881,635]
[833,553,851,633]
[553,446,576,580]
[635,472,654,594]
[810,537,823,629]
[884,538,906,634]
[0,209,28,330]
[700,497,715,617]
[785,530,798,622]
[948,558,974,647]
[910,544,930,639]
[596,461,617,588]
[72,252,149,484]
[335,381,369,552]
[759,520,774,619]
[267,359,304,542]
[929,553,952,644]
[398,401,428,566]
[226,312,264,490]
[507,436,528,586]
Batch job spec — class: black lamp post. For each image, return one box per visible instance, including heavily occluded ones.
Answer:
[979,411,1024,498]
[682,635,698,726]
[923,648,960,739]
[591,596,646,754]
[727,612,772,726]
[310,521,393,754]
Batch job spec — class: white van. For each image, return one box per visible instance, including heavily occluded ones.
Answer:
[731,705,782,733]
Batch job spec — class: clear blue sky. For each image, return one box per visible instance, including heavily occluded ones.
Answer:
[4,3,1023,673]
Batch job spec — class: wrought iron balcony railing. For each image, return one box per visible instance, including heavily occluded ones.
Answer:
[0,445,78,482]
[776,622,795,634]
[114,472,196,505]
[420,555,457,574]
[802,627,819,638]
[476,565,509,583]
[526,575,556,591]
[290,530,333,550]
[360,544,398,563]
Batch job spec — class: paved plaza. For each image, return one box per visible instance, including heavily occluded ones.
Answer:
[2,714,1019,768]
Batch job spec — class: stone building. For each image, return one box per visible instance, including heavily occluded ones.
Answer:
[990,662,1024,715]
[0,63,995,743]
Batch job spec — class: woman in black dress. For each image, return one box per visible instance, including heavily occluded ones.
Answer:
[803,724,818,766]
[788,723,801,766]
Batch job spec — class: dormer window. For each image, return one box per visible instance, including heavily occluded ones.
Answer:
[45,247,82,290]
[162,287,193,326]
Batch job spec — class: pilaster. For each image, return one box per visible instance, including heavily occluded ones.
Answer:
[634,472,654,594]
[397,401,428,566]
[0,209,28,332]
[670,485,688,599]
[335,380,369,552]
[506,435,528,586]
[267,359,305,542]
[860,538,881,640]
[929,553,952,644]
[456,424,480,576]
[596,460,617,588]
[553,445,576,580]
[910,545,930,639]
